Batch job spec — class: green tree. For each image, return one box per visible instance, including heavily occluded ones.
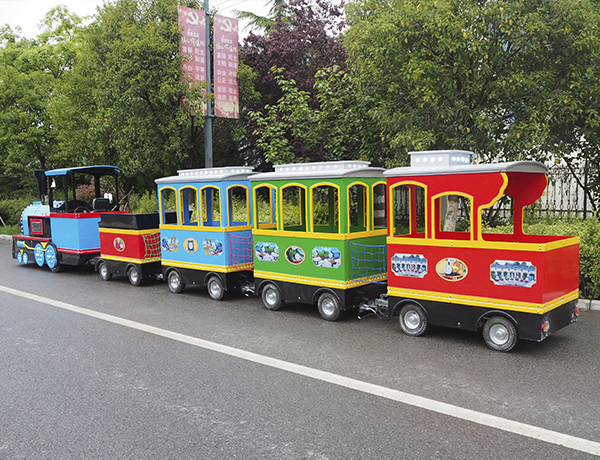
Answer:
[0,7,81,195]
[344,0,600,167]
[52,0,203,195]
[250,66,384,164]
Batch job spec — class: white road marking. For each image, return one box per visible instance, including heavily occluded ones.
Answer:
[2,284,599,456]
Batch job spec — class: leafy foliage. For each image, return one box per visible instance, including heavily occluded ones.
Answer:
[250,66,384,164]
[344,0,600,167]
[241,0,347,165]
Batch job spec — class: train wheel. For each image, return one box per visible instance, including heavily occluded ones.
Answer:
[45,244,62,273]
[167,270,185,294]
[207,275,226,301]
[22,252,29,264]
[98,261,112,281]
[317,292,341,321]
[261,283,284,311]
[127,265,142,286]
[34,244,45,267]
[483,316,518,352]
[399,303,427,337]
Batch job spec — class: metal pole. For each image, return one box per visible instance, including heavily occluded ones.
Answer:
[204,0,213,168]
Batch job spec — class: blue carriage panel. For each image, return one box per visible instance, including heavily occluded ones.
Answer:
[50,214,103,252]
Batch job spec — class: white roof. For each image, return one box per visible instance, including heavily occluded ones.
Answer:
[384,160,548,177]
[156,166,256,184]
[250,161,385,181]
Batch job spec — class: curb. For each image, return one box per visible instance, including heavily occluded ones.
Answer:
[1,233,599,311]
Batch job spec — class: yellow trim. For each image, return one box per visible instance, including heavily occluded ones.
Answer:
[101,254,160,264]
[158,186,179,226]
[477,172,509,240]
[387,286,579,315]
[389,181,428,238]
[280,183,308,232]
[99,228,158,236]
[309,182,341,234]
[255,270,386,289]
[159,224,251,233]
[162,259,253,273]
[226,184,250,227]
[252,228,386,240]
[431,191,474,241]
[347,181,370,233]
[253,184,278,229]
[387,234,579,251]
[199,185,222,228]
[179,185,199,226]
[372,181,388,231]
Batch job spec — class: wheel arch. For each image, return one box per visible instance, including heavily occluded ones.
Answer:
[311,287,340,306]
[477,310,521,337]
[391,298,427,318]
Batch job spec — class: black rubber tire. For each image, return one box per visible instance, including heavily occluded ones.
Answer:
[207,275,226,301]
[127,265,142,286]
[483,316,518,352]
[398,303,428,337]
[261,283,284,311]
[317,292,341,321]
[167,270,185,294]
[98,261,112,281]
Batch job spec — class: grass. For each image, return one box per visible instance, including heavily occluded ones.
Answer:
[0,224,20,236]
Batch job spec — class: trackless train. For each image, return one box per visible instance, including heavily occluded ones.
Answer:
[12,150,580,351]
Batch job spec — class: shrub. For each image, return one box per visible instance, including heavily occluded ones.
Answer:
[0,197,36,226]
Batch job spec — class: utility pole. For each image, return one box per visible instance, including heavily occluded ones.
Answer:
[204,0,213,168]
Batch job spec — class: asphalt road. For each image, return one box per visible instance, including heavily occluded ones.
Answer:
[1,238,599,459]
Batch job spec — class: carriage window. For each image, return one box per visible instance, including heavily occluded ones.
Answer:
[179,187,198,226]
[201,187,221,227]
[228,186,249,226]
[392,184,425,237]
[282,185,307,232]
[160,188,177,225]
[254,185,277,230]
[312,184,339,234]
[349,184,367,233]
[437,194,471,237]
[373,183,387,230]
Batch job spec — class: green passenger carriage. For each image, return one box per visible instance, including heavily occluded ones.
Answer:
[250,161,388,320]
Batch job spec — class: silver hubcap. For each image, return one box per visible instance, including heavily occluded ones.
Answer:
[404,310,421,330]
[209,281,221,297]
[130,269,139,283]
[169,274,180,290]
[100,264,108,278]
[265,289,277,306]
[489,324,509,346]
[321,298,336,316]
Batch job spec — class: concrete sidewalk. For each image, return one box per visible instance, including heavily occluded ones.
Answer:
[2,233,599,311]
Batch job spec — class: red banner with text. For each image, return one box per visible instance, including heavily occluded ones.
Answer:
[178,6,207,116]
[213,15,239,119]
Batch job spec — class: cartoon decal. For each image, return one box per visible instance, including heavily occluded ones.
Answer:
[162,236,179,252]
[391,253,427,278]
[185,237,198,254]
[203,238,223,256]
[285,246,305,265]
[436,257,468,281]
[114,237,125,252]
[256,242,279,262]
[312,246,341,268]
[491,260,537,287]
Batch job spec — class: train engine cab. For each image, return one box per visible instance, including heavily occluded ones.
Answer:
[155,167,256,300]
[381,150,579,351]
[12,165,124,272]
[250,161,388,321]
